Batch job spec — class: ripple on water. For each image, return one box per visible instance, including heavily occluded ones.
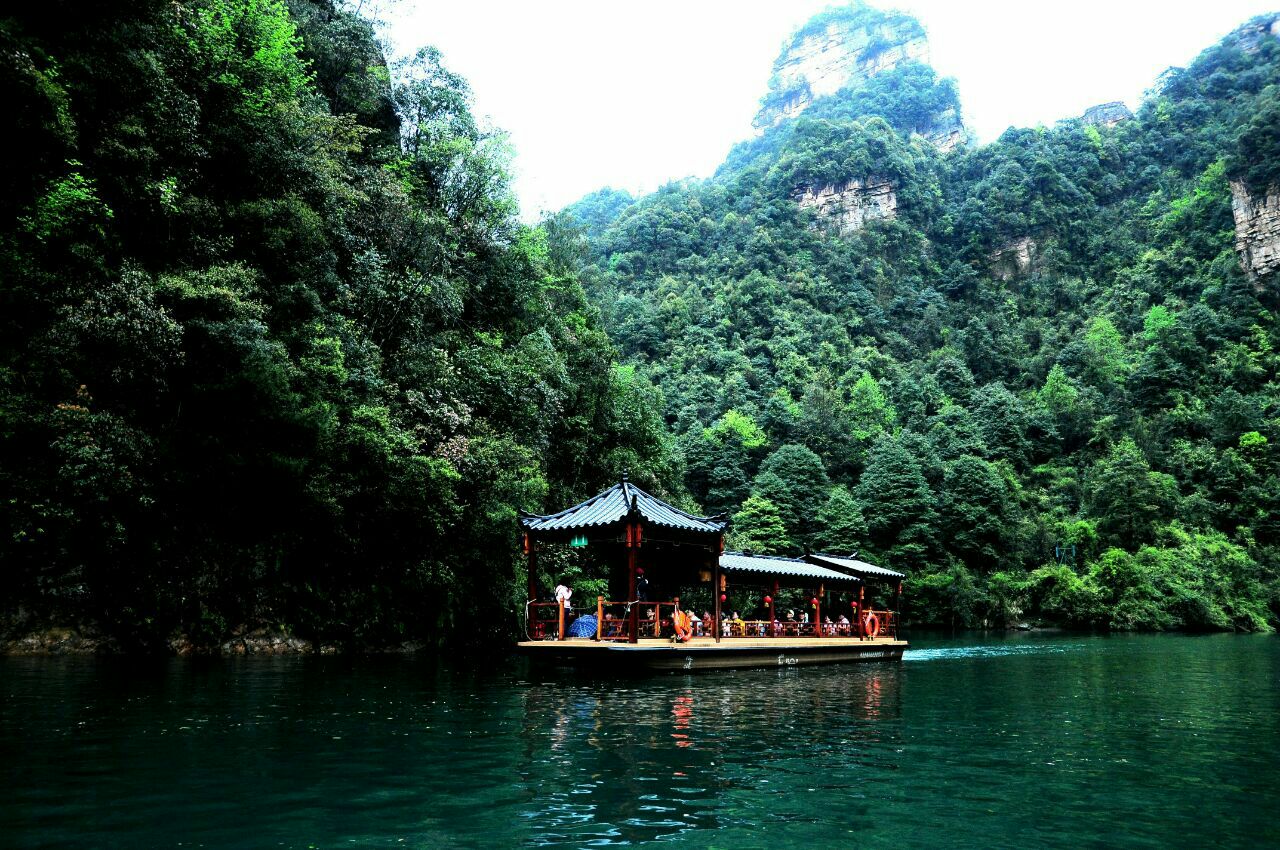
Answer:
[0,636,1278,848]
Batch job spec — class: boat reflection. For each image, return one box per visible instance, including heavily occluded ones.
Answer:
[514,664,904,845]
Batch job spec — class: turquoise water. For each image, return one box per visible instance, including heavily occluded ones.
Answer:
[2,634,1277,848]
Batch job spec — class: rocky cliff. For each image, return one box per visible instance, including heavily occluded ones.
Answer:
[1230,180,1280,281]
[987,236,1038,280]
[1231,14,1280,53]
[1080,101,1133,128]
[794,177,897,235]
[756,9,930,127]
[922,105,964,152]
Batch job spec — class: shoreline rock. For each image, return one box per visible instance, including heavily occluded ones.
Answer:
[1,627,426,657]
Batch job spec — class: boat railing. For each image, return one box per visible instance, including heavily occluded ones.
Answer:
[724,610,897,640]
[526,600,898,641]
[525,599,679,641]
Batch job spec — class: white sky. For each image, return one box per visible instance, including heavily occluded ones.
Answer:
[383,1,1278,220]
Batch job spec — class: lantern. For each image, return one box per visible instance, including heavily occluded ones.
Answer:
[763,596,772,604]
[719,593,727,602]
[811,598,819,607]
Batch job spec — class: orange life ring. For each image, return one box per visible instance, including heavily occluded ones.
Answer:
[863,612,880,638]
[673,611,693,642]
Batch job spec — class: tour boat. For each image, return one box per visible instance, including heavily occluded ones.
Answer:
[516,476,907,671]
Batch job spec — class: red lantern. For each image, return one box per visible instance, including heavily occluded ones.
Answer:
[719,593,727,602]
[811,598,819,607]
[763,596,772,604]
[636,567,644,575]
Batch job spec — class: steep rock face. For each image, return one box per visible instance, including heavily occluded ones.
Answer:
[1230,180,1280,280]
[794,177,897,235]
[755,12,930,130]
[1081,101,1133,128]
[921,105,964,152]
[1231,15,1280,53]
[988,236,1037,280]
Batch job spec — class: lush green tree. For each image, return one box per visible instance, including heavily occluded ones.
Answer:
[812,486,869,555]
[730,494,791,554]
[1085,438,1177,546]
[752,443,831,547]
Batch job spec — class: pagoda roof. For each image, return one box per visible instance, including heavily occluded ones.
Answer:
[519,478,726,538]
[721,551,861,585]
[807,553,905,581]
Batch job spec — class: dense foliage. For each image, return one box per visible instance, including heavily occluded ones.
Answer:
[0,0,674,649]
[568,6,1280,631]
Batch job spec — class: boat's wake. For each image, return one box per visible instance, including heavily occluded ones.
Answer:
[903,642,1084,662]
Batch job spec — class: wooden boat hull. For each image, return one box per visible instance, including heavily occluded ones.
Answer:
[515,637,907,671]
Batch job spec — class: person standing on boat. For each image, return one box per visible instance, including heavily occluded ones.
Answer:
[635,567,649,602]
[554,581,573,612]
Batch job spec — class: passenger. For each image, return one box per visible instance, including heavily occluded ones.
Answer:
[553,580,573,626]
[730,611,745,636]
[554,580,573,610]
[837,613,850,635]
[823,615,834,636]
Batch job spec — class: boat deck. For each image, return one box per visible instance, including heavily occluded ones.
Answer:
[516,636,908,671]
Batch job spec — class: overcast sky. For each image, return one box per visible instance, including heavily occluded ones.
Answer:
[382,1,1278,220]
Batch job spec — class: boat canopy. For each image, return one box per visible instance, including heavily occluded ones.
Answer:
[519,476,726,545]
[721,552,861,585]
[807,553,905,581]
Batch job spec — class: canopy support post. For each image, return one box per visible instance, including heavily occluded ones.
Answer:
[713,549,722,644]
[816,582,823,636]
[858,585,866,640]
[627,522,639,644]
[770,579,778,636]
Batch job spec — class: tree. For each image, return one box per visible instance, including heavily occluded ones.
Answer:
[941,455,1013,568]
[1085,438,1176,547]
[730,495,791,554]
[753,443,831,547]
[812,486,869,554]
[855,435,938,567]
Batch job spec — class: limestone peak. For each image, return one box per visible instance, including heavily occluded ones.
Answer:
[753,4,960,150]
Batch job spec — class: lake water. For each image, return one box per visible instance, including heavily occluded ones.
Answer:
[2,634,1277,848]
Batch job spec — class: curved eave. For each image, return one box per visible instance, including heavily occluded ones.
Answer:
[721,552,862,585]
[519,481,725,540]
[806,553,905,581]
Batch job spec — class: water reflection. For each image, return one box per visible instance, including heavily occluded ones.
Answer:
[511,664,905,845]
[3,637,1278,848]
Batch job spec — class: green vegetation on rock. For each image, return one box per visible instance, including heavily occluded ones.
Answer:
[565,8,1280,632]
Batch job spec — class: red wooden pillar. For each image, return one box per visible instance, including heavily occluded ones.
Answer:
[713,540,722,644]
[815,583,823,637]
[857,585,866,640]
[627,522,639,644]
[769,579,778,636]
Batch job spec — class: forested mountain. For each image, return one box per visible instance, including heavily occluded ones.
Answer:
[4,1,1279,650]
[569,4,1280,631]
[0,0,673,650]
